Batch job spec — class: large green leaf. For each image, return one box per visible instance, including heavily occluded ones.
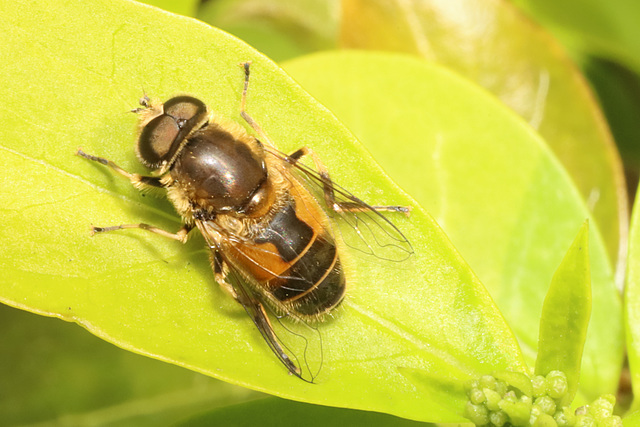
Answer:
[283,50,622,401]
[0,0,525,422]
[340,0,627,274]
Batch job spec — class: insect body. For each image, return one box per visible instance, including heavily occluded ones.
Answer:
[78,63,411,381]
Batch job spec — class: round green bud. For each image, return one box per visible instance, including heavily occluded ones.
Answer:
[484,388,502,412]
[534,413,558,427]
[546,371,568,400]
[589,395,615,419]
[480,375,498,391]
[490,410,509,427]
[554,407,576,427]
[535,396,557,415]
[530,404,542,426]
[599,416,623,427]
[465,379,480,395]
[575,406,588,416]
[465,401,489,425]
[470,388,486,405]
[575,414,595,427]
[532,376,547,398]
[503,391,518,403]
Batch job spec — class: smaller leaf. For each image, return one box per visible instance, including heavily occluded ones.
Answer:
[535,220,591,406]
[493,371,533,397]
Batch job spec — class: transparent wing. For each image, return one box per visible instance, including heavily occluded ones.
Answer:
[198,220,324,383]
[264,147,414,263]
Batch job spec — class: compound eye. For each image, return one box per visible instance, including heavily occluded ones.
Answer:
[137,96,208,170]
[163,96,207,125]
[137,114,180,169]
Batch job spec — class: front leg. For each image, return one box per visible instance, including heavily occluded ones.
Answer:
[77,148,164,190]
[78,148,192,242]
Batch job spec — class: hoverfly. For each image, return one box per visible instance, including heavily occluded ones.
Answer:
[77,62,412,382]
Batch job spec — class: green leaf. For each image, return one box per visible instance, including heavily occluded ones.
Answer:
[197,0,339,61]
[176,397,426,427]
[581,57,640,173]
[535,221,591,406]
[509,0,640,76]
[493,371,534,397]
[0,304,254,426]
[0,0,524,422]
[283,50,622,402]
[341,0,627,271]
[625,179,640,412]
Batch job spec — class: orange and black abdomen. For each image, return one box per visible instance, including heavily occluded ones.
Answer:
[229,190,346,317]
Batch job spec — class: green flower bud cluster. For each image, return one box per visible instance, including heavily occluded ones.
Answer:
[573,395,621,427]
[464,371,621,427]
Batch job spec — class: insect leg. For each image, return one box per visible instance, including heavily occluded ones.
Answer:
[287,146,411,215]
[238,62,278,148]
[211,252,238,299]
[77,148,164,190]
[91,223,193,243]
[236,62,409,217]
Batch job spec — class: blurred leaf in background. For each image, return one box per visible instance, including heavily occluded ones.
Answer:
[507,0,640,193]
[0,304,255,427]
[198,0,339,61]
[339,0,627,282]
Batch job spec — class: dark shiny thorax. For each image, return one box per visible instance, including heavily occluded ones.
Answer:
[172,126,268,214]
